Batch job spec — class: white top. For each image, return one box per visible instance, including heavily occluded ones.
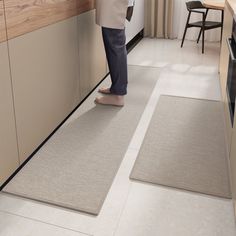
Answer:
[128,0,135,6]
[95,0,129,29]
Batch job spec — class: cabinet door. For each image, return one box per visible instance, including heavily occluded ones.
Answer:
[0,0,6,43]
[77,10,107,100]
[219,3,233,99]
[230,109,236,216]
[0,0,19,185]
[219,3,234,146]
[8,17,80,163]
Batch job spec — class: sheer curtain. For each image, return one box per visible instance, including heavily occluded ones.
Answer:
[144,0,174,39]
[173,0,222,42]
[144,0,222,41]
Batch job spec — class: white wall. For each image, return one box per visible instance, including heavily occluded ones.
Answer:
[126,0,145,43]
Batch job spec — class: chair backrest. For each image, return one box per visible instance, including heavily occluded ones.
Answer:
[186,1,205,11]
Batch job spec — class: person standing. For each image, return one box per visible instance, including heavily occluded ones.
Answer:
[95,0,135,107]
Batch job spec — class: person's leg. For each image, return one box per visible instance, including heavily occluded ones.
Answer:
[98,27,113,94]
[102,27,128,95]
[96,27,128,106]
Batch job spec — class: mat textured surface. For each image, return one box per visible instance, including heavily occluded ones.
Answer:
[130,95,231,198]
[3,66,160,215]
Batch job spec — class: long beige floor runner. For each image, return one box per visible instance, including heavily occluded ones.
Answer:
[3,66,160,215]
[130,95,231,198]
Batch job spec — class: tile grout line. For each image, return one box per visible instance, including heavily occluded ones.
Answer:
[110,183,132,236]
[127,63,169,69]
[111,69,163,236]
[127,76,163,150]
[0,209,92,236]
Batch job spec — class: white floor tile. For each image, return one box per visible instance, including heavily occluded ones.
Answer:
[114,183,236,236]
[128,38,220,68]
[156,66,222,101]
[0,211,89,236]
[0,193,95,235]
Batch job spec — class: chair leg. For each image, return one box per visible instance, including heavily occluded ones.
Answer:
[201,11,207,54]
[197,29,202,44]
[181,26,188,48]
[202,28,205,54]
[181,12,191,48]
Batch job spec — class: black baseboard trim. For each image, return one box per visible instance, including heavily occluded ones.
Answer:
[126,29,144,54]
[0,73,110,191]
[0,30,144,191]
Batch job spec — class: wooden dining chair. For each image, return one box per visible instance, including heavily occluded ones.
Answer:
[181,1,224,53]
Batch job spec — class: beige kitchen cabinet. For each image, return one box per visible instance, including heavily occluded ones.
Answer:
[8,10,107,164]
[0,43,19,184]
[1,6,107,178]
[219,2,234,146]
[77,10,107,100]
[0,0,19,185]
[230,113,236,217]
[219,2,233,99]
[221,0,236,219]
[0,43,19,185]
[9,16,80,163]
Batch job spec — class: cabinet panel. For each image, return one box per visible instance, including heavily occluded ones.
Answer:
[77,10,107,99]
[230,107,236,216]
[219,2,233,100]
[219,3,234,147]
[0,0,19,184]
[4,0,94,40]
[0,43,19,185]
[0,0,6,42]
[9,17,80,163]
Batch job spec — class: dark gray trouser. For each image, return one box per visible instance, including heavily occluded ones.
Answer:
[102,27,128,95]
